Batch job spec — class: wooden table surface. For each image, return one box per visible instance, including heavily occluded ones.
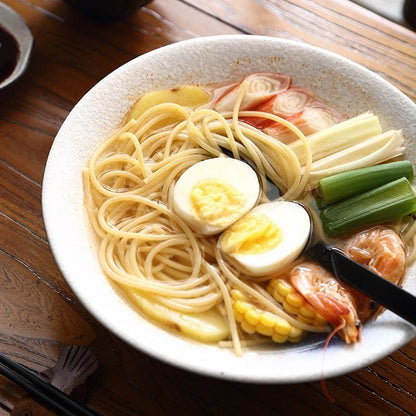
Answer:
[1,0,416,415]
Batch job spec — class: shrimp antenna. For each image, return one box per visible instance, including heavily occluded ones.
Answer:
[320,319,346,403]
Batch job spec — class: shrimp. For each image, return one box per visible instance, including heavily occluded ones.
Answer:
[289,262,361,343]
[345,226,405,283]
[345,226,406,322]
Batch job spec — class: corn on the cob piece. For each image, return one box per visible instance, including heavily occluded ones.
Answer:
[231,290,304,343]
[267,278,328,326]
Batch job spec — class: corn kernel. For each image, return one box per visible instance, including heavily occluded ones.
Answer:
[289,325,303,339]
[272,333,288,343]
[241,320,256,334]
[256,324,274,336]
[286,293,304,308]
[282,300,299,315]
[271,289,284,303]
[299,304,316,319]
[232,278,325,345]
[274,316,291,336]
[231,289,246,301]
[276,279,294,297]
[267,277,328,329]
[245,308,260,326]
[233,310,244,323]
[234,300,250,315]
[259,312,277,328]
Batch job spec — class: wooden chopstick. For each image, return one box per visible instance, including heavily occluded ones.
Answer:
[0,351,103,416]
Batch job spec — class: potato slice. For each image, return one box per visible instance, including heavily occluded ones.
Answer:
[127,85,211,121]
[128,290,229,343]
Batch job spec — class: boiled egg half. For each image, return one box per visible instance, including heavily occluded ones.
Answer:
[173,158,260,235]
[218,201,311,276]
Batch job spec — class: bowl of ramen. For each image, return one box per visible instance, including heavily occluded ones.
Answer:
[42,35,416,383]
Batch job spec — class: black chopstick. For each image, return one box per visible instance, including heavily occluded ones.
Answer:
[0,351,103,416]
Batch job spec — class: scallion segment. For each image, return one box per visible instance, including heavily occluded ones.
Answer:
[318,161,414,205]
[320,177,416,236]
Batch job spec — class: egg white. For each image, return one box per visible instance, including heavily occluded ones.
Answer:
[219,201,311,276]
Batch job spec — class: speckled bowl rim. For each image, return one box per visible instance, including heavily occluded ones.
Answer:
[42,35,416,384]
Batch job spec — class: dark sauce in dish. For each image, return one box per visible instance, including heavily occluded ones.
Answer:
[0,26,19,83]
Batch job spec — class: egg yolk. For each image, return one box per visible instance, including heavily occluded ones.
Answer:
[190,179,247,226]
[220,213,282,254]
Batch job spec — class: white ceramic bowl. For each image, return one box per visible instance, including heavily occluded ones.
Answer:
[42,35,416,383]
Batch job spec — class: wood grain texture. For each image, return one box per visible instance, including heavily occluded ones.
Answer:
[0,0,415,415]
